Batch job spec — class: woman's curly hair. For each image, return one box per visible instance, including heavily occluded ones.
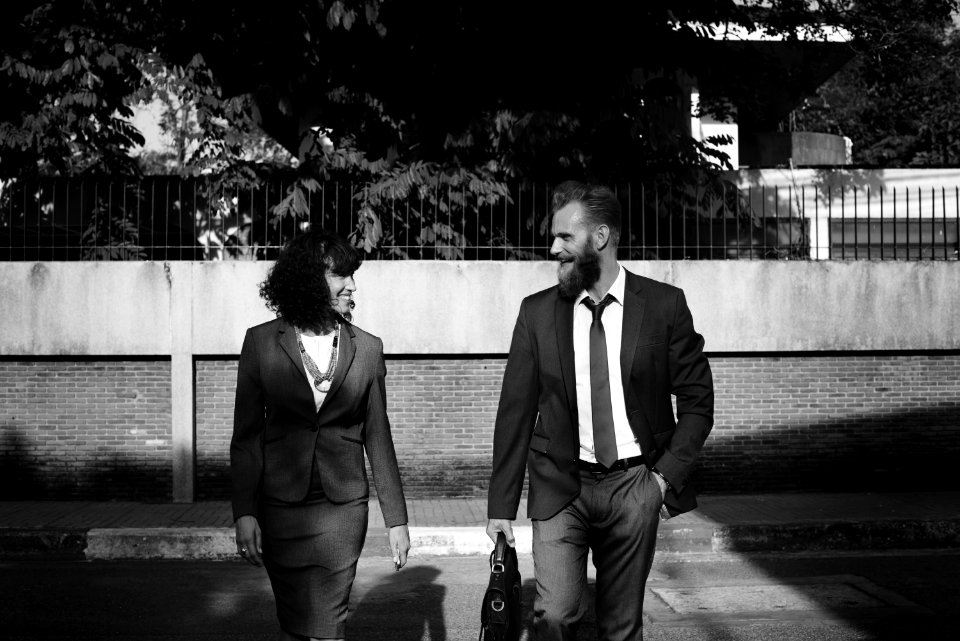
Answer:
[259,229,362,333]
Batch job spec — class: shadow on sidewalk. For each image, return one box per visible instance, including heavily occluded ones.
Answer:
[350,564,447,641]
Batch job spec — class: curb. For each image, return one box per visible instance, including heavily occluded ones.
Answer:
[0,527,88,560]
[711,519,960,553]
[3,520,960,560]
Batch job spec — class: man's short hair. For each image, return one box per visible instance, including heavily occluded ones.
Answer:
[550,180,621,246]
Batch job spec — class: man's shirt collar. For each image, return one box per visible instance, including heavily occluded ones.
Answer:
[575,264,626,307]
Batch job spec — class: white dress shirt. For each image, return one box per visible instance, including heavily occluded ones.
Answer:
[298,328,339,411]
[574,265,641,463]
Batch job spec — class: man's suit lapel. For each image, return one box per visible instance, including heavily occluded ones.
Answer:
[317,320,357,414]
[620,272,646,393]
[555,295,579,422]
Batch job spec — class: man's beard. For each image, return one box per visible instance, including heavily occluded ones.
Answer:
[557,244,601,300]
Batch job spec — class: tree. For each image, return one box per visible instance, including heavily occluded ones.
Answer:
[2,1,865,258]
[793,0,960,166]
[0,1,148,179]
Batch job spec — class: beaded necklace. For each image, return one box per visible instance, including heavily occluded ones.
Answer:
[295,323,339,392]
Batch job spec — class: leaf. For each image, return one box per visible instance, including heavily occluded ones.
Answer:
[327,1,345,29]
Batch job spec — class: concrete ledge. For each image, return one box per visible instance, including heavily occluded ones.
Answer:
[5,518,960,560]
[0,528,87,559]
[85,527,237,560]
[712,520,960,553]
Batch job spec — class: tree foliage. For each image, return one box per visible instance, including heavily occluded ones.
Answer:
[793,0,960,166]
[2,1,875,257]
[0,1,148,178]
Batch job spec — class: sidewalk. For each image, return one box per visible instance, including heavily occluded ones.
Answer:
[2,492,959,560]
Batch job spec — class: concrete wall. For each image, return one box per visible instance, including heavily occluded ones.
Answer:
[2,261,959,501]
[3,261,959,356]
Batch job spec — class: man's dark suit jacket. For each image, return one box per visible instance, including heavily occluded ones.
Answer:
[231,318,408,528]
[488,269,714,521]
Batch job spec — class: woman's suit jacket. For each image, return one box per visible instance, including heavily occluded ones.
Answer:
[230,317,408,528]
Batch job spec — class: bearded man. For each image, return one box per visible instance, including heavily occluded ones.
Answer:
[486,180,714,641]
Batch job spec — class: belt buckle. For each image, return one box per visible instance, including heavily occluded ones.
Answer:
[589,462,609,479]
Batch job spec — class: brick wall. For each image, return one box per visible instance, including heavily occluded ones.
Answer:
[194,358,505,500]
[703,354,960,492]
[0,360,171,500]
[195,360,237,500]
[193,353,960,500]
[3,354,959,500]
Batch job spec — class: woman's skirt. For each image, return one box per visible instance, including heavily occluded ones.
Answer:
[259,479,368,639]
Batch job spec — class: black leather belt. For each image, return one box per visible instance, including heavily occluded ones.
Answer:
[577,455,647,474]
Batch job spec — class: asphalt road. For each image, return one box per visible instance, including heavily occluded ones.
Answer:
[2,550,958,640]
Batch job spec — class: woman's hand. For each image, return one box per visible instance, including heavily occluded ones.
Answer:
[389,524,411,570]
[235,515,263,566]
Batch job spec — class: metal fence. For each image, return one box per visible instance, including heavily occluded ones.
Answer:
[1,177,958,261]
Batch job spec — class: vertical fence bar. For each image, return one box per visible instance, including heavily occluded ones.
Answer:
[908,187,914,260]
[722,182,728,260]
[95,181,102,261]
[36,180,42,260]
[762,185,768,260]
[121,181,127,261]
[866,185,872,260]
[320,180,327,235]
[737,186,744,260]
[826,185,832,260]
[694,185,700,259]
[930,186,936,260]
[46,181,54,261]
[23,181,28,261]
[165,180,172,261]
[177,179,183,260]
[789,184,795,258]
[64,180,71,261]
[655,185,662,259]
[880,189,887,260]
[840,185,846,260]
[941,187,947,260]
[776,185,782,258]
[809,186,816,260]
[640,183,647,257]
[911,187,916,260]
[5,182,12,260]
[680,183,687,258]
[853,184,859,260]
[893,187,898,260]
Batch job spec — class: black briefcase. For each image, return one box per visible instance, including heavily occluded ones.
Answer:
[479,532,522,641]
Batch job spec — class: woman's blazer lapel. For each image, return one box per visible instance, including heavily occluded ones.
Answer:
[276,321,316,418]
[275,318,360,417]
[317,320,357,415]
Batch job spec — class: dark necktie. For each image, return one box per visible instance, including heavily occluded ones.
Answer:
[583,294,618,468]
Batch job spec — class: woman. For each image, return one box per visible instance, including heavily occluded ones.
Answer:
[231,229,410,641]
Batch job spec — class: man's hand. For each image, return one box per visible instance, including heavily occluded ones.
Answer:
[651,470,668,501]
[389,524,411,570]
[234,515,263,566]
[486,518,516,547]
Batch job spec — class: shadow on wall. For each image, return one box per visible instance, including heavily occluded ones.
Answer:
[197,457,496,501]
[0,428,172,501]
[3,404,958,500]
[695,403,960,494]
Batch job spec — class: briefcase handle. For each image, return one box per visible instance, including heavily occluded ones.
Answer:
[492,531,509,573]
